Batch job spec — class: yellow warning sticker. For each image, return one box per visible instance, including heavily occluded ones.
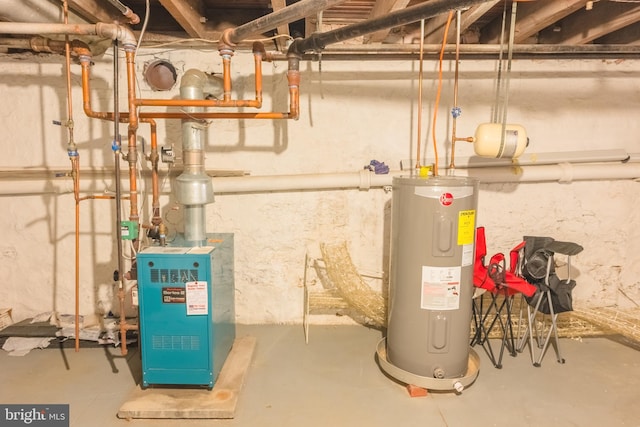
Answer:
[458,210,476,246]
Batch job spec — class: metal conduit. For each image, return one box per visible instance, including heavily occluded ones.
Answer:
[221,0,347,46]
[289,0,499,54]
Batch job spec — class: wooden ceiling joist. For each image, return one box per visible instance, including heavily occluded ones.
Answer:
[364,0,411,43]
[270,0,291,51]
[540,2,640,45]
[480,0,586,44]
[158,0,209,39]
[421,0,500,44]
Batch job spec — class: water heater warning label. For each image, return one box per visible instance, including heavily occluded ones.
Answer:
[421,266,461,311]
[458,209,476,246]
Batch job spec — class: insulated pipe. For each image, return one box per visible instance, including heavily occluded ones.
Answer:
[124,46,139,224]
[0,22,136,46]
[5,162,640,196]
[148,120,162,230]
[0,0,88,24]
[288,0,495,55]
[220,0,347,46]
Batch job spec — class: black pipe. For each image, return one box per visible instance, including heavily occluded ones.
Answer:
[113,40,124,286]
[224,0,346,45]
[288,0,494,55]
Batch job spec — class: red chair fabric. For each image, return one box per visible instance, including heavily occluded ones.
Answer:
[471,227,536,368]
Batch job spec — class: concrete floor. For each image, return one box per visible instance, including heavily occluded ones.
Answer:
[1,324,639,427]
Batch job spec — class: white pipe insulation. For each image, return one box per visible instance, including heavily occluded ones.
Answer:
[0,0,88,24]
[1,161,640,196]
[0,22,137,46]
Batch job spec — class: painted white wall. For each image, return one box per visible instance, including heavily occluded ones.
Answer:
[0,48,638,324]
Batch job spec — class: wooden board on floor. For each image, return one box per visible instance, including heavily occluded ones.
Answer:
[117,335,256,419]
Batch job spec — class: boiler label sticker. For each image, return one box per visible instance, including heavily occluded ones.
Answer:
[420,266,461,310]
[162,287,185,303]
[458,210,476,245]
[186,281,208,315]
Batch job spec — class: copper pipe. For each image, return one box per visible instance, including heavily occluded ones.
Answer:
[221,49,233,101]
[146,119,161,226]
[61,0,82,353]
[288,80,300,121]
[139,111,295,120]
[136,98,262,108]
[416,19,425,170]
[253,42,264,106]
[122,46,139,357]
[80,59,113,120]
[119,315,139,356]
[78,195,116,201]
[449,10,462,172]
[134,44,265,110]
[80,55,161,236]
[124,47,139,224]
[287,54,301,120]
[79,50,299,121]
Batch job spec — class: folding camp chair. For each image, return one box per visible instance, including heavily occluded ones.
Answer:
[471,227,537,368]
[516,236,584,367]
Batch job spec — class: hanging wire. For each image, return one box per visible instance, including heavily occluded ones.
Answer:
[134,0,150,60]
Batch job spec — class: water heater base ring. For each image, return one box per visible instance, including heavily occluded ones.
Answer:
[376,338,480,392]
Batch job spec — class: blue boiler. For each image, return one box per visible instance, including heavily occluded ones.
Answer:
[136,233,235,389]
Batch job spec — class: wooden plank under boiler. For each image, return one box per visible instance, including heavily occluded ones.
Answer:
[117,335,256,419]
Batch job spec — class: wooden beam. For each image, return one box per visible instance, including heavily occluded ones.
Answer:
[428,1,500,44]
[271,0,291,51]
[597,23,640,46]
[514,0,586,43]
[480,0,585,44]
[540,2,640,45]
[364,0,411,43]
[420,1,498,44]
[158,0,208,39]
[68,0,124,24]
